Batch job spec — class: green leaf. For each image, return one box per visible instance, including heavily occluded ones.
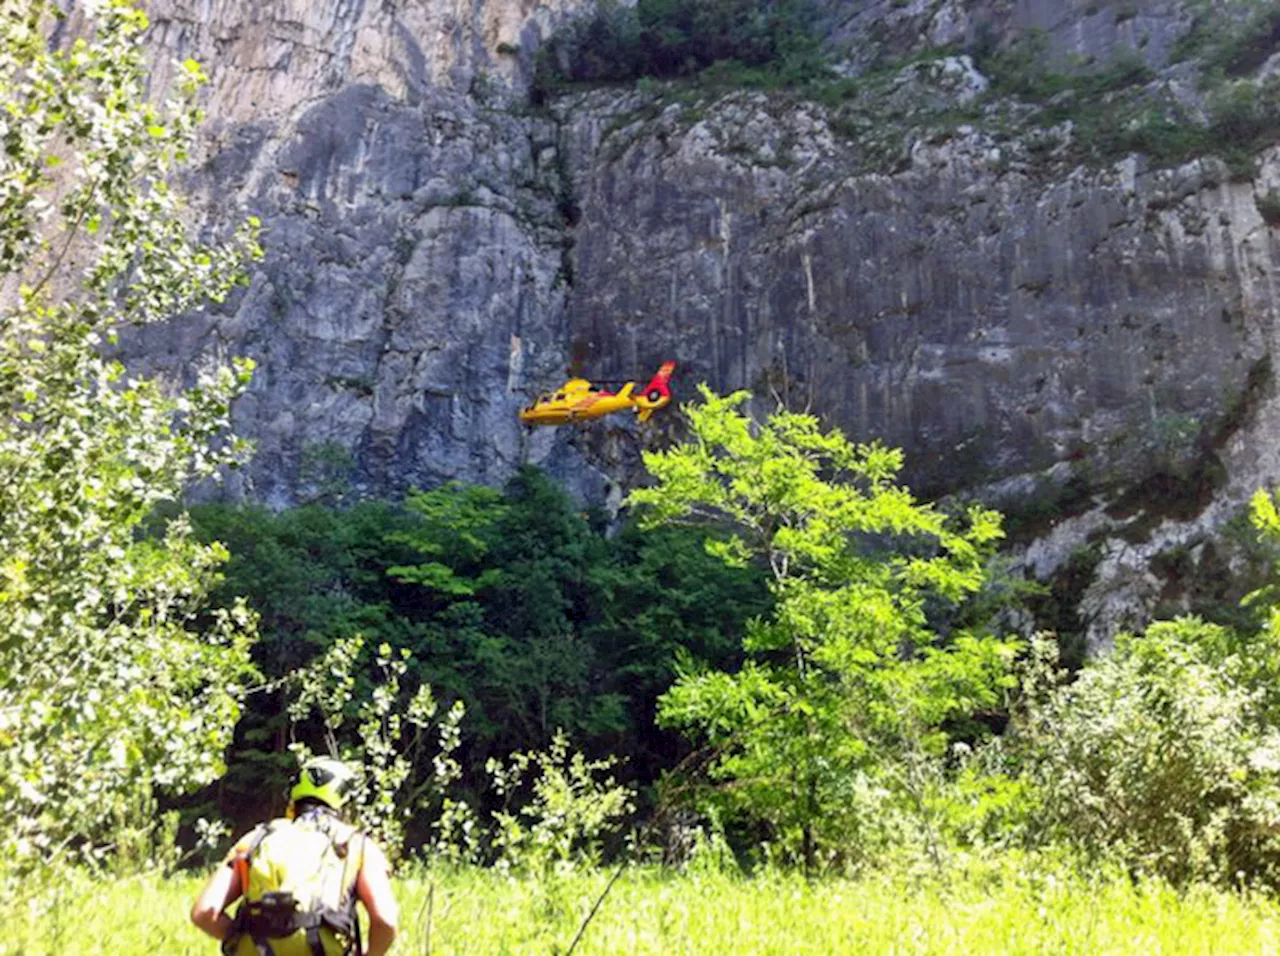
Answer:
[0,0,260,872]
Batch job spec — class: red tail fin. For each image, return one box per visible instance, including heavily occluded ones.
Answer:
[641,361,676,401]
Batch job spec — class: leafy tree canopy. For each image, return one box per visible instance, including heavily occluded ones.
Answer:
[631,388,1020,869]
[190,469,770,833]
[0,0,261,872]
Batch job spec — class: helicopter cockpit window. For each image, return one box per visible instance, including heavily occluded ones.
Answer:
[554,392,566,401]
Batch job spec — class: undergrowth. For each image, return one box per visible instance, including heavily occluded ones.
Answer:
[12,863,1280,955]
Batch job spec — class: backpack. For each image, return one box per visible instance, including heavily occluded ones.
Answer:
[223,809,366,956]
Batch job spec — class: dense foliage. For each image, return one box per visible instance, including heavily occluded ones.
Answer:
[1014,620,1280,885]
[13,0,1280,916]
[180,403,1280,888]
[0,0,260,874]
[183,500,416,822]
[533,0,825,97]
[630,389,1020,870]
[188,469,771,836]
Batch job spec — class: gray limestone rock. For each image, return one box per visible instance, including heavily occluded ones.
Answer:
[119,0,1280,645]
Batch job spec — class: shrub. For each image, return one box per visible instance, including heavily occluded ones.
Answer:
[1258,190,1280,226]
[1209,78,1275,145]
[985,31,1153,104]
[1013,622,1280,886]
[288,634,467,860]
[487,732,635,873]
[1196,0,1280,78]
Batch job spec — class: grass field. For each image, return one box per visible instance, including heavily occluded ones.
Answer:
[10,865,1280,955]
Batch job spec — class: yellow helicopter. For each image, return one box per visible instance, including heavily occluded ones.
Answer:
[519,361,676,427]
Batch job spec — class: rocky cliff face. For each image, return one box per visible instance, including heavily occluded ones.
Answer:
[130,0,1280,646]
[133,0,594,503]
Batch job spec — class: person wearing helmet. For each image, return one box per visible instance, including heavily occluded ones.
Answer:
[191,757,399,955]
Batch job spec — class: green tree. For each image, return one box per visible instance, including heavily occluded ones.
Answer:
[631,389,1018,870]
[391,470,621,756]
[0,0,261,871]
[389,468,772,782]
[585,521,771,777]
[194,470,773,832]
[188,501,419,828]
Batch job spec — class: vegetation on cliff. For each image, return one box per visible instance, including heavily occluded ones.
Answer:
[540,0,1280,180]
[532,0,825,100]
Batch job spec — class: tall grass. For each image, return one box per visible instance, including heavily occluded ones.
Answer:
[9,864,1280,955]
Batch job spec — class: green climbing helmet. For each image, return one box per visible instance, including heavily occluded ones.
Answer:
[290,757,359,811]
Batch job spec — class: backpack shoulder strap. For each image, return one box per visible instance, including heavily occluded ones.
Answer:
[347,832,371,956]
[330,823,368,956]
[230,819,283,891]
[340,828,367,885]
[305,812,364,885]
[238,820,278,857]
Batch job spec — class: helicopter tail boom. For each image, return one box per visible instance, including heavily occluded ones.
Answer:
[641,361,675,401]
[634,361,676,423]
